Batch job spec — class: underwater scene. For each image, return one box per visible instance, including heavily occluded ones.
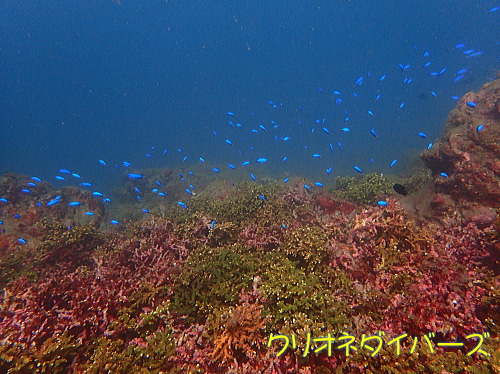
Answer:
[0,0,499,373]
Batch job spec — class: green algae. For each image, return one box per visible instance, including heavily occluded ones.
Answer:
[260,255,350,337]
[171,243,262,322]
[334,173,394,204]
[279,225,329,269]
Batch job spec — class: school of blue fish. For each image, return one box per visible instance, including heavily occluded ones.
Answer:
[1,23,498,244]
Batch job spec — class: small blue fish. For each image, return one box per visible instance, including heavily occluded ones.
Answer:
[341,128,350,132]
[72,173,81,178]
[368,110,374,117]
[212,168,219,173]
[312,154,321,158]
[81,182,92,187]
[353,166,363,173]
[228,111,235,116]
[257,158,267,163]
[68,201,81,206]
[390,159,397,168]
[326,168,332,175]
[241,161,250,166]
[142,209,150,213]
[98,159,107,166]
[228,163,236,169]
[85,212,95,216]
[259,194,266,201]
[123,161,132,167]
[210,220,216,229]
[377,201,388,206]
[283,177,289,183]
[0,198,8,203]
[55,176,65,180]
[476,125,484,132]
[314,182,324,187]
[92,192,103,196]
[17,238,27,244]
[47,198,60,206]
[304,184,310,190]
[322,127,330,135]
[185,189,193,195]
[225,139,232,145]
[466,101,477,108]
[59,169,71,174]
[418,132,427,138]
[127,173,143,179]
[177,202,187,208]
[31,177,42,182]
[281,157,288,163]
[250,173,256,181]
[110,220,119,224]
[440,172,449,178]
[370,128,378,138]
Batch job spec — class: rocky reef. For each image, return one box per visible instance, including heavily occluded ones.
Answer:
[0,79,499,373]
[421,77,500,226]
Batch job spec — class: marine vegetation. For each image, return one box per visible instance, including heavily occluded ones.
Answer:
[0,174,498,373]
[334,173,394,205]
[1,134,500,374]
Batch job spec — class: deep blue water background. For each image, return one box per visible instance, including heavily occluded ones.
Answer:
[1,0,499,191]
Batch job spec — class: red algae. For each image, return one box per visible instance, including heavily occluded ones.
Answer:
[0,81,499,373]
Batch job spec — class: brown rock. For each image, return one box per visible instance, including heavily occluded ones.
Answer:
[420,77,500,221]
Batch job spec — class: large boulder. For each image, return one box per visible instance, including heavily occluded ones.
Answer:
[420,77,500,225]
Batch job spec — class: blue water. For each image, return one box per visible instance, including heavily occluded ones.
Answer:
[1,0,499,191]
